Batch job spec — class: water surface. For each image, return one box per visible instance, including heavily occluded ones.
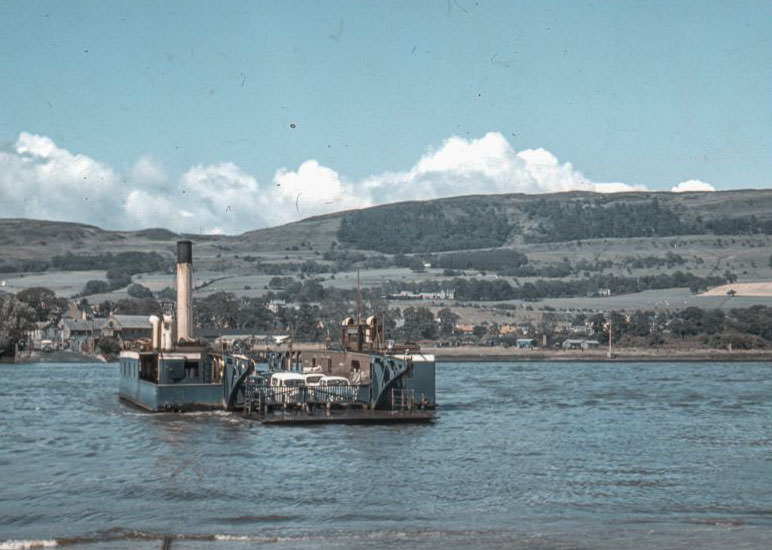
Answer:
[1,361,770,549]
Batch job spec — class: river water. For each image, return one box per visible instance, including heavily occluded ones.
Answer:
[1,361,770,549]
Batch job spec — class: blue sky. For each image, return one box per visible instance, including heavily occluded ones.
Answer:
[1,0,770,233]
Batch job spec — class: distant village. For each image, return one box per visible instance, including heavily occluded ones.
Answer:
[5,285,614,361]
[7,276,771,363]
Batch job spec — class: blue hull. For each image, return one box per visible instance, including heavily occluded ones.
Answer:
[119,378,225,411]
[119,351,225,412]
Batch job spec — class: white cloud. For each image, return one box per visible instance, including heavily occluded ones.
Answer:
[124,189,174,228]
[594,183,648,193]
[361,132,644,202]
[129,156,167,186]
[0,133,273,234]
[0,130,692,235]
[125,162,271,234]
[271,160,363,224]
[671,179,715,193]
[0,132,123,227]
[14,133,55,157]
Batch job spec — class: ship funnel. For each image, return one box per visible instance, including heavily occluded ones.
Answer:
[176,240,193,343]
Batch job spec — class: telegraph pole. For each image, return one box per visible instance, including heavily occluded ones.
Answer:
[607,315,614,358]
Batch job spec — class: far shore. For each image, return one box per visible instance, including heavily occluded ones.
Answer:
[422,346,772,363]
[12,350,107,364]
[6,346,771,365]
[282,342,772,363]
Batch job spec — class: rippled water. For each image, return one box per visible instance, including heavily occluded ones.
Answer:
[1,361,771,549]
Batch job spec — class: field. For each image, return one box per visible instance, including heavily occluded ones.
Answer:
[701,281,772,297]
[2,191,772,324]
[1,270,106,297]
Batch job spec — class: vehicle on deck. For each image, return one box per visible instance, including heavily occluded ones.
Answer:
[315,375,356,402]
[302,373,325,387]
[269,371,306,403]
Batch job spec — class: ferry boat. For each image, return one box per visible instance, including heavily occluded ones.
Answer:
[119,241,436,423]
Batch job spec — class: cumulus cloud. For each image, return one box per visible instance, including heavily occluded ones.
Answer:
[271,160,364,224]
[0,130,707,235]
[0,133,273,234]
[0,132,123,228]
[361,132,645,203]
[671,179,715,193]
[124,162,273,234]
[129,155,167,186]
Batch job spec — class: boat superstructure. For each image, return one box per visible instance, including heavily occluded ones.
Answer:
[241,316,436,423]
[118,241,250,411]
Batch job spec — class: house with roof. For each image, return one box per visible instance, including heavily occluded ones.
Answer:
[454,323,475,335]
[26,321,58,350]
[104,314,153,344]
[516,338,536,349]
[498,324,517,336]
[562,338,601,350]
[60,318,108,352]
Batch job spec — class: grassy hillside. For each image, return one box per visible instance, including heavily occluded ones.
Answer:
[337,190,772,252]
[3,189,772,259]
[1,190,772,312]
[338,198,511,252]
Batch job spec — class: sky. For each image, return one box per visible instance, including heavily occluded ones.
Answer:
[1,0,770,234]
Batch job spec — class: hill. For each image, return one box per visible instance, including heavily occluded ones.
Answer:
[336,190,772,252]
[4,189,772,257]
[1,190,772,313]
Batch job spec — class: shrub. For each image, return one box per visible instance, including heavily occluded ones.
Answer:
[127,283,154,299]
[82,280,110,296]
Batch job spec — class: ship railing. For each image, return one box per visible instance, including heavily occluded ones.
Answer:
[256,386,305,406]
[390,388,425,411]
[244,383,366,408]
[310,385,360,404]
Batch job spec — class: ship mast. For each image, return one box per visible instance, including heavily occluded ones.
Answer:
[356,268,362,325]
[607,315,614,358]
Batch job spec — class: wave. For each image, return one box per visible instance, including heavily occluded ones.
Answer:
[0,541,57,550]
[0,529,512,549]
[216,514,302,524]
[121,410,235,418]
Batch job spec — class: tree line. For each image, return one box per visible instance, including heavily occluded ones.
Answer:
[378,270,733,302]
[4,285,772,356]
[337,195,772,252]
[569,306,772,350]
[338,201,511,253]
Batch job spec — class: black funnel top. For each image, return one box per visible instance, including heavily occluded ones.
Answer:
[177,240,193,264]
